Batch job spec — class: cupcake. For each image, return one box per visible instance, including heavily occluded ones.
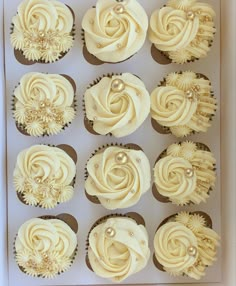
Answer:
[149,0,216,64]
[13,144,77,209]
[81,0,148,64]
[13,72,76,137]
[85,144,151,209]
[10,0,75,64]
[153,211,220,280]
[153,141,216,205]
[150,71,217,137]
[86,213,150,282]
[84,73,150,137]
[14,214,78,278]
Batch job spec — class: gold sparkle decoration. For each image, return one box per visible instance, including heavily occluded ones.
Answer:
[115,152,128,165]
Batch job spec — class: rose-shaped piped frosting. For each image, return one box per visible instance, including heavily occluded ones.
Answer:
[85,146,151,209]
[154,212,220,279]
[154,141,216,205]
[13,72,75,136]
[82,0,148,62]
[85,73,150,137]
[151,71,217,137]
[11,0,74,63]
[15,218,77,278]
[149,0,216,63]
[88,217,150,282]
[13,145,76,209]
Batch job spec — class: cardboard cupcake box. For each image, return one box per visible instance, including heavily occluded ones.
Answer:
[0,0,235,286]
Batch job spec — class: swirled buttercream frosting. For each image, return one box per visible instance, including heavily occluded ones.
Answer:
[82,0,148,62]
[154,212,220,279]
[13,72,76,136]
[11,0,74,63]
[154,141,216,205]
[85,146,151,209]
[85,73,150,137]
[150,71,217,137]
[13,145,76,208]
[88,216,150,282]
[15,218,77,278]
[149,0,216,63]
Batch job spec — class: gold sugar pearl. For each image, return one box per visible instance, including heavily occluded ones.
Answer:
[40,101,46,108]
[105,227,116,238]
[187,11,195,20]
[113,4,125,14]
[186,90,194,100]
[95,164,99,169]
[35,177,42,184]
[111,79,125,92]
[115,152,128,165]
[129,231,134,237]
[38,30,45,37]
[187,246,198,257]
[117,43,122,49]
[185,168,194,178]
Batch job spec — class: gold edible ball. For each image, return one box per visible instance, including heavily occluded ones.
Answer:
[35,177,42,184]
[115,152,128,165]
[111,79,125,92]
[185,168,194,178]
[40,101,45,108]
[186,90,194,100]
[38,30,45,37]
[187,11,195,20]
[187,246,198,257]
[113,4,125,14]
[105,227,116,238]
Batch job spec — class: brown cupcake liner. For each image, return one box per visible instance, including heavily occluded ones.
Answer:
[84,142,143,204]
[152,142,216,204]
[85,212,146,272]
[12,74,77,137]
[151,72,217,136]
[16,144,77,208]
[11,5,75,65]
[14,213,78,278]
[153,211,212,272]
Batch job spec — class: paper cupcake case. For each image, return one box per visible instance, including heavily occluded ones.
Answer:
[4,0,222,285]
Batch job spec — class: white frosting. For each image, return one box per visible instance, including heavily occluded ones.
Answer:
[151,71,217,137]
[85,146,151,209]
[154,222,198,274]
[154,156,197,204]
[15,218,77,278]
[85,73,150,137]
[82,0,148,62]
[11,0,74,62]
[149,0,216,63]
[154,141,216,205]
[14,72,75,136]
[13,145,76,209]
[154,212,220,279]
[88,217,150,282]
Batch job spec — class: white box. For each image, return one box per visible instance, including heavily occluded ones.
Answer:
[0,0,235,285]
